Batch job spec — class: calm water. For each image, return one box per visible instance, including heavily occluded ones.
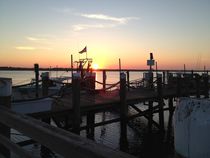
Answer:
[0,70,176,158]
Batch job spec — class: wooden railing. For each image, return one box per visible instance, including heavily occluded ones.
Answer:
[0,106,136,158]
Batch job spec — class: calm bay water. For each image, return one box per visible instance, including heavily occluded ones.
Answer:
[0,70,145,86]
[0,70,175,158]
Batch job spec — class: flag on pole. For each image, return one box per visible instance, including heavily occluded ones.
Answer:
[79,46,87,54]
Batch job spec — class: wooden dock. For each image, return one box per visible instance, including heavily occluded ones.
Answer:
[0,69,209,157]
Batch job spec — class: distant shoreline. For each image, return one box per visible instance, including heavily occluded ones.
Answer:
[0,66,209,72]
[0,67,69,71]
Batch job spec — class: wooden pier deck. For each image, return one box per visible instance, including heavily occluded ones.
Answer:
[0,69,209,158]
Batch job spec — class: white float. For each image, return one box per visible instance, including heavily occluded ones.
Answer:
[174,98,210,158]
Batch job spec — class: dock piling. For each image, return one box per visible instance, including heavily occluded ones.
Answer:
[34,63,39,98]
[126,71,130,91]
[157,76,165,132]
[176,75,181,97]
[72,73,81,134]
[119,72,128,151]
[148,101,153,132]
[41,72,49,97]
[102,70,106,91]
[203,74,209,98]
[195,74,201,98]
[41,72,51,156]
[86,112,95,140]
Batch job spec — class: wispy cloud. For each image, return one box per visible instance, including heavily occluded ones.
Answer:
[15,46,36,50]
[73,24,115,31]
[73,13,139,31]
[15,46,52,51]
[81,14,139,24]
[26,36,47,42]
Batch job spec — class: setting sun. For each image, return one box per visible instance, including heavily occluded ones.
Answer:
[92,63,99,70]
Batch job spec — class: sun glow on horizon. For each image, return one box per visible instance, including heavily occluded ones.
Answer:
[92,63,99,70]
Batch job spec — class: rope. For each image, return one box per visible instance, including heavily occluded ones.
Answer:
[95,80,119,86]
[12,93,56,103]
[12,80,42,88]
[104,81,120,91]
[82,81,120,92]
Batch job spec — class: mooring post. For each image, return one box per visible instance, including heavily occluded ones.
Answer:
[102,70,106,91]
[176,75,181,97]
[41,72,49,97]
[0,78,12,158]
[157,75,164,132]
[126,71,130,91]
[163,71,166,85]
[86,111,95,140]
[195,74,201,98]
[34,63,39,98]
[72,73,81,134]
[203,74,209,98]
[166,70,170,84]
[191,70,194,79]
[119,72,128,151]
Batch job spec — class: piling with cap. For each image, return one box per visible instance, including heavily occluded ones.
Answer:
[72,73,81,134]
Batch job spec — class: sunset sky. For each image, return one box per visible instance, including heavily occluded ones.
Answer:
[0,0,210,69]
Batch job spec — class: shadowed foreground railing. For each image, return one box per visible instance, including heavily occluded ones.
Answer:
[0,106,136,158]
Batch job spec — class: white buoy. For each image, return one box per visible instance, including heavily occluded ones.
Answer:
[174,98,210,158]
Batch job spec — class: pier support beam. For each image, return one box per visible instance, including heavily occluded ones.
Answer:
[86,112,95,140]
[157,76,164,132]
[0,78,12,158]
[72,73,81,135]
[148,101,153,132]
[167,98,174,131]
[119,72,128,151]
[166,97,174,142]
